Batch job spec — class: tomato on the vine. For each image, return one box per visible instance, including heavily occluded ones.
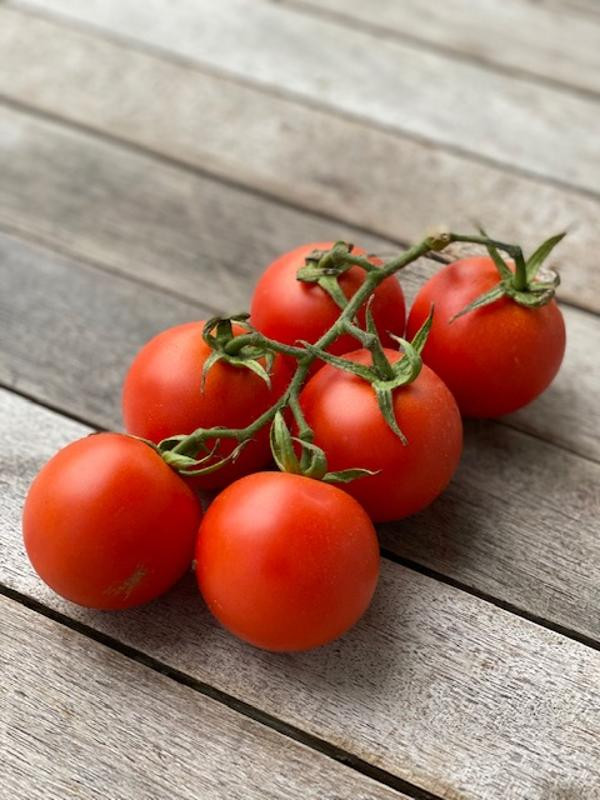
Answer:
[23,433,201,610]
[299,349,463,522]
[406,257,566,417]
[196,472,380,651]
[250,242,406,356]
[122,321,291,489]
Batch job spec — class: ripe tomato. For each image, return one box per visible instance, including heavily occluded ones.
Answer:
[196,472,380,651]
[250,242,406,356]
[122,321,290,489]
[406,258,566,417]
[23,433,201,610]
[299,349,462,522]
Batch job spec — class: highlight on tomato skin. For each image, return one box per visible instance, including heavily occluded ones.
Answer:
[299,349,463,524]
[22,433,202,610]
[195,472,380,652]
[406,257,566,418]
[250,242,406,357]
[122,321,291,490]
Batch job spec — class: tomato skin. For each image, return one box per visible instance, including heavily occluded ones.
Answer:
[196,472,380,651]
[299,350,462,523]
[22,433,201,610]
[250,242,406,356]
[122,321,290,489]
[406,258,566,418]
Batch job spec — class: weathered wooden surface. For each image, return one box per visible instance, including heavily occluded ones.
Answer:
[11,0,600,195]
[1,595,405,800]
[2,8,600,312]
[2,389,600,800]
[2,3,600,798]
[287,0,600,95]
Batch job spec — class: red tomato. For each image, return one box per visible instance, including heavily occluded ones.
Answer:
[23,433,201,610]
[122,321,290,489]
[299,349,463,522]
[406,258,566,417]
[196,472,380,651]
[250,242,406,356]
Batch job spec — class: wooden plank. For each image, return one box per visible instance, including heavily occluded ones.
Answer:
[1,595,404,800]
[2,390,600,800]
[1,9,598,313]
[284,0,600,97]
[1,108,598,463]
[10,0,600,197]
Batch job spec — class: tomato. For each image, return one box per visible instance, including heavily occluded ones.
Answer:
[299,349,462,522]
[406,258,566,417]
[196,472,380,651]
[23,433,201,610]
[122,321,290,489]
[250,242,406,356]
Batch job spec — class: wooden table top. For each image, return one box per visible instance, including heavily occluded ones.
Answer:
[1,2,599,798]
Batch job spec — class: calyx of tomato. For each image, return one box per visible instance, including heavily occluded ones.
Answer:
[451,230,565,320]
[154,228,564,482]
[303,305,433,445]
[296,240,382,310]
[202,314,276,389]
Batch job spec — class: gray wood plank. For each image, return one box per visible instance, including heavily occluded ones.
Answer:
[0,595,404,800]
[285,0,600,96]
[1,9,598,312]
[1,108,599,464]
[10,0,600,196]
[2,389,600,800]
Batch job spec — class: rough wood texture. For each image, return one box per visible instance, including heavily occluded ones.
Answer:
[286,0,600,96]
[0,11,597,312]
[0,595,404,800]
[2,390,600,800]
[1,122,599,465]
[11,0,600,196]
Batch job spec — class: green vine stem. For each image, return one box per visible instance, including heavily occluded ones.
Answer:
[156,229,562,478]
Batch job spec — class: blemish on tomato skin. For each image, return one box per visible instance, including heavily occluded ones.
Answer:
[105,565,148,598]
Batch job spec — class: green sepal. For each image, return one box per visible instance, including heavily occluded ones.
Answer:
[374,385,407,444]
[270,411,301,474]
[404,307,433,357]
[525,232,566,282]
[317,275,348,310]
[161,438,249,476]
[451,284,506,321]
[300,343,375,381]
[321,467,379,484]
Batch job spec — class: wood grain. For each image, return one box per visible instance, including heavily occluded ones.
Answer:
[0,595,404,800]
[2,389,600,800]
[1,9,598,312]
[10,0,600,196]
[1,110,599,463]
[284,0,600,96]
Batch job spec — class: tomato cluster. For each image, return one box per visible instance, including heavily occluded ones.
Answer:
[23,234,565,652]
